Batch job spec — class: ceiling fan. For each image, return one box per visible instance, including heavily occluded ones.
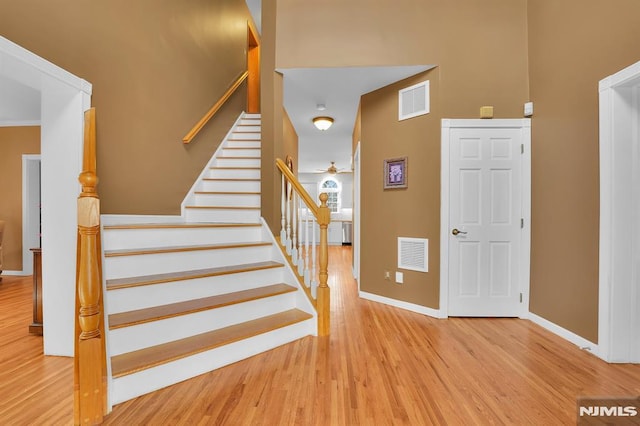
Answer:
[315,161,352,175]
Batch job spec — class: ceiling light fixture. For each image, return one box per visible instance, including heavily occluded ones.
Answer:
[313,116,334,131]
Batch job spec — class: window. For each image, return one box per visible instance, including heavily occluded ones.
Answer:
[319,178,341,213]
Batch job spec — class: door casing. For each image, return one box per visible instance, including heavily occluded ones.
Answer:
[440,118,531,318]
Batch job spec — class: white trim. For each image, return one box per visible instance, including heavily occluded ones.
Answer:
[1,270,31,276]
[22,154,41,275]
[528,312,599,357]
[0,36,92,94]
[353,142,361,287]
[440,118,531,319]
[359,291,445,318]
[101,214,183,226]
[0,120,41,127]
[598,60,640,363]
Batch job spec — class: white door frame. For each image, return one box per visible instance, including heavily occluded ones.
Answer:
[22,154,41,275]
[353,142,361,288]
[1,36,92,356]
[598,60,640,363]
[440,118,531,318]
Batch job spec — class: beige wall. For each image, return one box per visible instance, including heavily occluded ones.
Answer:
[0,126,40,271]
[527,0,640,342]
[361,69,441,306]
[283,108,299,174]
[0,0,252,215]
[264,0,530,310]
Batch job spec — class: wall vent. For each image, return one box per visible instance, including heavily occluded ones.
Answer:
[398,81,430,121]
[398,237,428,272]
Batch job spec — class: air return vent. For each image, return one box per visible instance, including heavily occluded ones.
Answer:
[398,237,428,272]
[398,81,430,121]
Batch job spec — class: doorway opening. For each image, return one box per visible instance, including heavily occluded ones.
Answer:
[22,155,41,274]
[247,20,260,113]
[598,60,640,363]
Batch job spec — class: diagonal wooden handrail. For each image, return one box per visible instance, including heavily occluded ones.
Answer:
[276,158,330,336]
[183,70,249,144]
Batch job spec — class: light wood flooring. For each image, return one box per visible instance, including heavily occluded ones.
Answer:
[1,247,639,425]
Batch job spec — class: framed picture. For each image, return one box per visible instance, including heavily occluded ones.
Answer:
[383,157,408,189]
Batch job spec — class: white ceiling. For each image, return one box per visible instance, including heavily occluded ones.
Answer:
[280,66,433,173]
[0,73,41,125]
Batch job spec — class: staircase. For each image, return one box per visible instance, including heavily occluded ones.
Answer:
[101,113,316,406]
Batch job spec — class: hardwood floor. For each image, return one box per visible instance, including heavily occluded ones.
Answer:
[2,248,640,425]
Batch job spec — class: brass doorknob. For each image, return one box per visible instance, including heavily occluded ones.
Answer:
[452,228,467,236]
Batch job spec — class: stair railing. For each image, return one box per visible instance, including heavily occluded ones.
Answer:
[276,158,330,336]
[74,107,107,424]
[183,70,249,144]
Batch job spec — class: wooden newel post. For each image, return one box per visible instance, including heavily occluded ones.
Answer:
[74,108,106,425]
[317,193,331,336]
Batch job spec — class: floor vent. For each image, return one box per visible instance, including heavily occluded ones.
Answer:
[398,237,428,272]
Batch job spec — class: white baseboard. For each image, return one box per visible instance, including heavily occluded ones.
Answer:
[1,270,30,276]
[527,312,600,358]
[359,291,444,318]
[101,214,183,226]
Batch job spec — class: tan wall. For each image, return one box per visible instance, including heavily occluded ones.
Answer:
[0,126,40,271]
[527,0,640,342]
[361,69,441,306]
[283,108,299,173]
[265,0,530,310]
[0,0,252,215]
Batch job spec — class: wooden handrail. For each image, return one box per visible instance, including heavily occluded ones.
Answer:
[276,158,319,218]
[74,108,107,425]
[183,70,249,144]
[276,158,330,336]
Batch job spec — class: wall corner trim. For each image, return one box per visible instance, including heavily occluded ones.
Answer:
[359,291,444,318]
[527,312,601,359]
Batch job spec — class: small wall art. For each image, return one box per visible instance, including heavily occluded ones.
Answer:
[383,157,408,189]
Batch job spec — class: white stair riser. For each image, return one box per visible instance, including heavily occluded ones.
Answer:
[109,292,297,355]
[201,180,260,192]
[215,158,260,168]
[104,245,274,280]
[221,148,261,157]
[230,132,261,141]
[240,117,260,124]
[185,208,260,223]
[233,125,261,133]
[107,267,285,313]
[194,193,260,207]
[110,319,313,405]
[225,140,260,149]
[208,168,260,179]
[103,226,262,250]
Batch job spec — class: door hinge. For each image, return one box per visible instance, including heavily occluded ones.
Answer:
[521,143,524,154]
[521,218,524,229]
[520,293,523,303]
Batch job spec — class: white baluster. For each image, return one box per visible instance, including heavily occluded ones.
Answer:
[292,192,298,265]
[297,198,305,276]
[286,183,292,255]
[280,174,286,246]
[311,220,318,299]
[304,214,311,287]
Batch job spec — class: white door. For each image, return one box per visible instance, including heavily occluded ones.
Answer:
[446,121,528,316]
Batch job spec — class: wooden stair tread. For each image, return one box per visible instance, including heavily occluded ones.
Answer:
[103,222,261,230]
[203,178,260,181]
[109,284,297,329]
[195,191,261,195]
[106,261,284,290]
[185,206,260,210]
[217,156,261,159]
[111,309,313,378]
[210,166,260,170]
[104,241,270,257]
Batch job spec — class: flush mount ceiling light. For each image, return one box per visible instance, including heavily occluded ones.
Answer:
[313,116,334,131]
